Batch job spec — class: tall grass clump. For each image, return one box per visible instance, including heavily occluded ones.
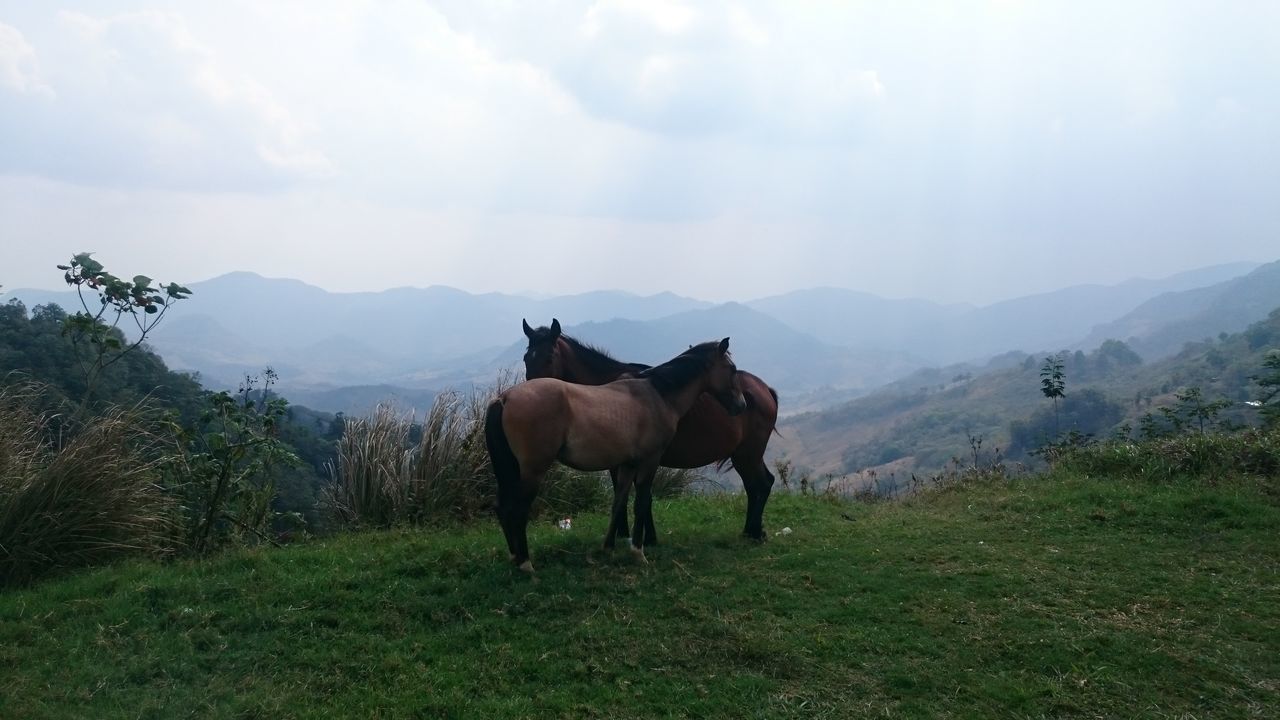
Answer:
[652,466,699,497]
[326,372,610,528]
[408,389,501,521]
[325,404,415,527]
[0,382,178,587]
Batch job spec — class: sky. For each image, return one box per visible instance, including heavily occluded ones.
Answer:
[2,1,1278,305]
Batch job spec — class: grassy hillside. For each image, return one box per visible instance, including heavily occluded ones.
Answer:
[3,474,1278,718]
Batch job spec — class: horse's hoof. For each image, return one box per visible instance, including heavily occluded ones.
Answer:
[742,531,767,544]
[629,543,648,564]
[518,560,535,573]
[508,553,517,562]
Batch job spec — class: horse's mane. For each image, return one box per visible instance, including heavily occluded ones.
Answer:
[637,341,724,394]
[560,334,650,377]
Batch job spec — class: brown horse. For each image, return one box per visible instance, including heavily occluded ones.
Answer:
[522,319,779,543]
[485,339,746,572]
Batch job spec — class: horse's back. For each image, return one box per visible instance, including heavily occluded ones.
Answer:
[500,378,673,473]
[558,380,675,471]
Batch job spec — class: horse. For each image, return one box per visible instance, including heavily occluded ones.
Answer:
[522,319,779,544]
[485,339,746,572]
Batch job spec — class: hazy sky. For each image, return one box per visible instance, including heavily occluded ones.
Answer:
[2,1,1278,304]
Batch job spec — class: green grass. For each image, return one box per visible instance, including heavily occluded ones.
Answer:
[2,474,1278,719]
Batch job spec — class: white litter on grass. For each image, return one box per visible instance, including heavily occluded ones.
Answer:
[781,527,792,535]
[557,517,572,530]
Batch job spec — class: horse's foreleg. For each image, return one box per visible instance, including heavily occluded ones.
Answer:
[603,467,633,550]
[630,466,657,563]
[610,467,630,538]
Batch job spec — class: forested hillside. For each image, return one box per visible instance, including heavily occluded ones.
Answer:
[775,307,1280,481]
[0,297,340,532]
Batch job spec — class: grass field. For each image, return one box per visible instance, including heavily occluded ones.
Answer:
[2,473,1278,719]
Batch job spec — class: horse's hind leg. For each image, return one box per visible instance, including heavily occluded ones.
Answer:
[513,502,534,572]
[496,506,518,562]
[506,474,540,572]
[734,453,775,542]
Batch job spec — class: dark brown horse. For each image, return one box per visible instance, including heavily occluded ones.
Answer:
[522,319,779,543]
[486,339,746,572]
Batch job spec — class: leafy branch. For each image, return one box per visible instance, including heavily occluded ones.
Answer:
[58,253,191,407]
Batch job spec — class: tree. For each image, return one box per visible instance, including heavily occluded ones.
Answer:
[1040,353,1066,436]
[1094,339,1143,375]
[1009,388,1123,454]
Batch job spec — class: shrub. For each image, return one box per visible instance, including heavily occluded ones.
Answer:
[1047,428,1280,484]
[0,382,178,587]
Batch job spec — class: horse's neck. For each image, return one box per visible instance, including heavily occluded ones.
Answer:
[561,341,627,386]
[659,376,712,419]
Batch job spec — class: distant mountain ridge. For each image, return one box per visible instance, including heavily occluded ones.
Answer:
[748,262,1260,363]
[1077,261,1280,359]
[5,261,1272,415]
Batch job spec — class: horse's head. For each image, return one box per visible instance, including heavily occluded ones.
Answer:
[522,318,563,380]
[708,337,747,417]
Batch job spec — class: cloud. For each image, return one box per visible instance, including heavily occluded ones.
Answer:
[0,11,332,190]
[551,2,886,139]
[0,21,53,97]
[582,0,698,38]
[431,1,885,141]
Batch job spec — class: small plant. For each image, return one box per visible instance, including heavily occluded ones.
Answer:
[1031,430,1095,466]
[773,456,819,495]
[173,369,301,554]
[56,253,190,408]
[968,432,984,470]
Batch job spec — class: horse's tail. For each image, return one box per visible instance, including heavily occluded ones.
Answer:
[485,399,520,498]
[767,386,782,438]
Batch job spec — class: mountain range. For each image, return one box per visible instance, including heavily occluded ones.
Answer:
[7,260,1278,416]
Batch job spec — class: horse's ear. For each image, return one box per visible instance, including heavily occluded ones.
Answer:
[718,337,730,354]
[523,319,534,338]
[550,318,561,338]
